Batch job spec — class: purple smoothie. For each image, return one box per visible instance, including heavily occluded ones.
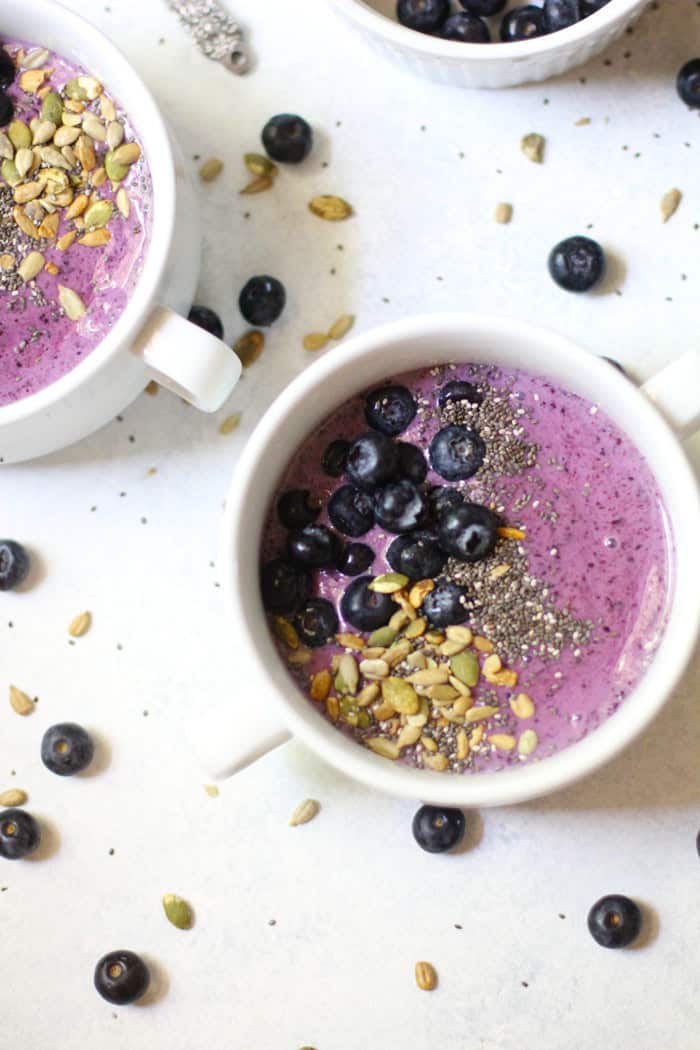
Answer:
[0,38,152,407]
[261,363,673,774]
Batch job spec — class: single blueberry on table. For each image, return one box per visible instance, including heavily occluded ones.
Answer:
[41,723,95,776]
[321,438,351,478]
[364,384,417,436]
[0,93,13,127]
[387,531,447,579]
[94,950,150,1005]
[187,305,223,340]
[412,805,465,853]
[500,5,547,41]
[548,235,605,292]
[543,0,582,32]
[337,542,374,577]
[374,480,428,534]
[0,808,40,860]
[0,49,15,90]
[277,489,320,530]
[295,598,339,647]
[587,895,642,949]
[430,424,486,481]
[261,558,310,616]
[677,58,700,109]
[438,379,483,409]
[459,0,506,14]
[438,502,499,563]
[239,276,286,327]
[340,576,395,631]
[442,12,490,42]
[396,0,450,34]
[422,579,470,627]
[0,540,30,591]
[427,485,464,520]
[287,524,342,569]
[328,484,375,537]
[345,431,399,490]
[261,114,313,164]
[397,442,428,485]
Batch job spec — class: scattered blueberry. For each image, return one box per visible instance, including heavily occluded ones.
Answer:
[500,5,547,41]
[430,425,486,481]
[0,809,40,860]
[0,93,13,127]
[438,502,499,562]
[422,579,470,627]
[261,558,310,615]
[262,114,313,164]
[387,531,447,579]
[340,576,395,631]
[0,49,15,90]
[328,485,375,537]
[427,485,464,519]
[41,723,95,776]
[397,442,428,484]
[438,379,483,409]
[543,0,582,32]
[0,540,30,591]
[548,236,605,292]
[321,438,351,478]
[374,480,428,533]
[277,489,320,530]
[396,0,450,33]
[94,950,151,1005]
[364,384,417,436]
[345,431,399,490]
[239,276,286,327]
[587,895,642,949]
[442,12,490,41]
[295,598,339,647]
[677,58,700,109]
[459,0,506,12]
[187,305,223,340]
[412,805,465,853]
[287,524,342,568]
[337,542,375,577]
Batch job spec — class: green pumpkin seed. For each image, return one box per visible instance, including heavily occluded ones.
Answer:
[1,158,20,187]
[8,121,31,150]
[357,710,371,729]
[84,199,114,229]
[64,78,88,101]
[104,150,129,182]
[368,626,397,648]
[368,572,409,594]
[450,650,480,688]
[244,152,278,177]
[41,91,63,126]
[381,677,419,715]
[162,893,194,930]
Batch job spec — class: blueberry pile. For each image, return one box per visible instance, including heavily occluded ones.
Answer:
[0,47,14,126]
[261,380,501,644]
[396,0,612,43]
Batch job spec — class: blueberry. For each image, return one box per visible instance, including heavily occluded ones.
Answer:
[0,808,40,860]
[422,579,469,627]
[374,480,428,534]
[412,805,465,853]
[0,540,30,591]
[346,431,399,490]
[581,0,611,12]
[500,5,547,41]
[0,49,15,90]
[430,425,485,481]
[262,114,313,164]
[261,558,310,615]
[340,576,395,631]
[287,524,342,568]
[337,542,374,577]
[321,438,350,478]
[187,305,223,339]
[442,12,490,42]
[396,0,450,33]
[438,379,483,409]
[364,384,417,436]
[438,502,499,562]
[295,598,338,647]
[328,485,375,537]
[548,235,605,292]
[94,950,150,1005]
[587,895,642,949]
[427,486,464,519]
[397,442,428,484]
[459,0,506,12]
[41,722,95,776]
[0,93,13,127]
[677,58,700,109]
[387,531,446,579]
[239,276,286,327]
[277,489,321,530]
[543,0,582,31]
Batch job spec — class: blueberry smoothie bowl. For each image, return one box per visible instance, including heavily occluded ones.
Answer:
[259,360,674,778]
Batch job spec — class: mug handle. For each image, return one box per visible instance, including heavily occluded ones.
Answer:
[641,350,700,438]
[134,305,241,412]
[195,689,292,780]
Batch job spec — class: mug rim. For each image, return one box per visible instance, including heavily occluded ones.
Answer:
[222,313,700,806]
[0,0,175,425]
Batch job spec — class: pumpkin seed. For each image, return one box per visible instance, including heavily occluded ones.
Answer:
[69,610,92,636]
[84,199,114,229]
[660,187,682,223]
[64,78,88,101]
[104,150,128,182]
[0,788,28,807]
[445,625,473,645]
[0,131,13,160]
[303,332,329,352]
[106,120,124,151]
[397,724,422,749]
[450,651,479,687]
[369,572,409,594]
[58,285,87,320]
[1,159,20,187]
[8,121,31,150]
[309,195,353,221]
[82,114,106,142]
[381,677,419,715]
[40,91,63,126]
[53,125,80,148]
[244,152,278,177]
[219,413,242,435]
[18,251,45,282]
[9,686,34,716]
[162,893,194,930]
[31,120,55,145]
[289,798,320,826]
[368,626,397,648]
[40,145,71,170]
[521,132,545,163]
[199,157,223,182]
[415,962,437,990]
[327,314,354,341]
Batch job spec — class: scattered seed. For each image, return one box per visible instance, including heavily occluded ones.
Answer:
[415,962,437,991]
[199,157,223,182]
[240,175,274,195]
[660,188,682,223]
[0,789,27,807]
[309,669,332,702]
[18,251,44,282]
[497,526,526,540]
[9,686,34,716]
[289,798,320,826]
[273,616,299,650]
[335,632,365,650]
[58,284,86,320]
[327,314,355,341]
[494,202,513,224]
[204,784,220,798]
[489,733,516,751]
[219,413,242,435]
[308,195,353,221]
[574,117,591,126]
[423,752,449,772]
[397,724,422,748]
[521,133,545,163]
[162,893,194,930]
[233,330,264,367]
[473,636,494,652]
[303,332,329,352]
[518,729,539,755]
[244,153,278,178]
[510,693,535,719]
[407,667,450,686]
[359,659,390,679]
[68,610,91,637]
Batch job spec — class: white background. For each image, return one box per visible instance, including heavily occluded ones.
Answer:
[3,1,700,1048]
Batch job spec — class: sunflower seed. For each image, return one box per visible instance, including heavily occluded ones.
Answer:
[106,120,124,151]
[240,175,274,195]
[423,752,449,772]
[199,157,223,182]
[18,251,45,282]
[367,737,399,759]
[381,677,419,715]
[510,693,535,719]
[494,201,513,224]
[309,670,332,702]
[308,195,353,221]
[9,686,34,716]
[660,188,682,223]
[115,188,130,219]
[489,733,516,751]
[0,131,13,160]
[68,610,91,636]
[289,798,320,826]
[22,48,50,70]
[244,152,278,177]
[303,332,329,352]
[218,413,242,435]
[415,962,437,990]
[521,132,545,163]
[58,285,87,320]
[0,789,28,807]
[327,314,355,341]
[518,729,539,755]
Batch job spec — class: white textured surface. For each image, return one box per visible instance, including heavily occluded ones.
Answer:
[2,1,700,1048]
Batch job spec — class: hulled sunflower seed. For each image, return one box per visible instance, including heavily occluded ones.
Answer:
[327,314,355,341]
[303,332,329,352]
[309,670,332,702]
[240,175,274,195]
[510,693,535,719]
[9,686,34,716]
[521,132,545,163]
[494,201,513,224]
[199,157,223,182]
[68,610,91,636]
[18,251,45,282]
[58,285,86,320]
[308,195,353,221]
[415,962,437,990]
[112,142,141,166]
[115,188,130,219]
[289,798,320,826]
[0,788,28,807]
[367,737,399,759]
[660,187,682,223]
[518,729,539,755]
[489,733,516,751]
[218,413,242,435]
[106,120,124,151]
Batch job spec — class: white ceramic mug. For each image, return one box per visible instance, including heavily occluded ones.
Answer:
[204,314,700,807]
[0,0,241,464]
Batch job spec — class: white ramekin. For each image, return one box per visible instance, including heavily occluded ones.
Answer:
[328,0,650,88]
